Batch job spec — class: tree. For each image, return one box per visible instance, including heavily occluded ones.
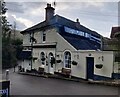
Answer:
[1,1,23,69]
[1,1,12,39]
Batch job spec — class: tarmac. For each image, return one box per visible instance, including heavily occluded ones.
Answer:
[18,71,120,87]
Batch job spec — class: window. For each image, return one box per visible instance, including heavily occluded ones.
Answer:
[42,32,46,42]
[64,51,71,68]
[77,54,79,59]
[40,52,45,65]
[30,33,34,42]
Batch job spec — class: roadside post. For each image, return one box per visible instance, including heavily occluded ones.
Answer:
[5,70,9,81]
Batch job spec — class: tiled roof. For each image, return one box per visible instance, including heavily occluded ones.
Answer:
[60,32,101,50]
[21,15,101,38]
[54,15,100,37]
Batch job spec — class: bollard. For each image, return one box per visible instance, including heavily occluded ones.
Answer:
[5,70,9,80]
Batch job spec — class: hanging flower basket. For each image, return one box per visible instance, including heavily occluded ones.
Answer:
[41,57,46,61]
[33,57,38,60]
[56,60,62,63]
[28,56,38,61]
[95,64,103,69]
[72,61,78,65]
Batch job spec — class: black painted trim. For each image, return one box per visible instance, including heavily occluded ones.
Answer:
[112,73,120,79]
[32,45,56,48]
[93,74,112,80]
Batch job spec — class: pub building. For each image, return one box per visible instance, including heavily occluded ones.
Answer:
[19,3,115,80]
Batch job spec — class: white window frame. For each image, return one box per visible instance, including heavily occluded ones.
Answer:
[64,51,71,68]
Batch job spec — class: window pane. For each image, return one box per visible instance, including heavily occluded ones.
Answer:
[40,52,45,65]
[42,32,46,42]
[64,51,71,68]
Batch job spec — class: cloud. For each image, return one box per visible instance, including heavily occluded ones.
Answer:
[6,2,24,13]
[5,1,118,37]
[7,14,26,30]
[83,2,104,8]
[11,15,34,28]
[5,0,120,2]
[30,7,44,16]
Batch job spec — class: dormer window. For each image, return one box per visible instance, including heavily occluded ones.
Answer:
[42,32,46,42]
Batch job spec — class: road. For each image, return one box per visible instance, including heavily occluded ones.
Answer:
[1,68,119,95]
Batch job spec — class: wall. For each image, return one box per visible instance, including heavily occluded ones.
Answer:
[94,51,113,78]
[55,51,64,72]
[33,28,76,51]
[21,27,76,74]
[55,50,114,79]
[32,48,55,73]
[23,33,31,46]
[71,52,87,79]
[18,60,31,72]
[55,51,86,79]
[32,27,76,72]
[75,51,113,78]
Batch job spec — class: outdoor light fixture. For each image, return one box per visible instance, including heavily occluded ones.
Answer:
[56,60,62,63]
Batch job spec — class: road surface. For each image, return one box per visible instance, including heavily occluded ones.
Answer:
[1,68,119,95]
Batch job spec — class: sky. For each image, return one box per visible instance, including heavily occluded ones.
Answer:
[4,0,119,38]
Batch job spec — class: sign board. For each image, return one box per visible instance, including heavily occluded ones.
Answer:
[64,26,101,44]
[0,80,10,97]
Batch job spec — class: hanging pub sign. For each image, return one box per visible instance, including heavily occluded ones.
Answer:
[0,80,10,97]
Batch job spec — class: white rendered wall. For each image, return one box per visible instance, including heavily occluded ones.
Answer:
[32,48,55,72]
[23,34,31,46]
[18,60,31,72]
[94,51,113,77]
[33,28,76,51]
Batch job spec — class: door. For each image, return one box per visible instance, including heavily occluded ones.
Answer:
[86,57,94,80]
[48,52,54,74]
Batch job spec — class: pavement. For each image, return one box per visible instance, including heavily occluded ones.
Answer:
[18,71,120,87]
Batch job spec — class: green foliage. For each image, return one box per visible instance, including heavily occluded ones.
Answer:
[2,37,23,69]
[1,1,23,69]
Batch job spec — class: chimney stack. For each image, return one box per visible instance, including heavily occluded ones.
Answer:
[45,3,55,21]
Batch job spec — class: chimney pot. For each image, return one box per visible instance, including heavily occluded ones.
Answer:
[76,18,80,27]
[76,18,79,22]
[47,3,51,7]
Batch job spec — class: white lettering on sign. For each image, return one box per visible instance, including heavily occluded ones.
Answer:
[64,26,101,44]
[0,88,8,97]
